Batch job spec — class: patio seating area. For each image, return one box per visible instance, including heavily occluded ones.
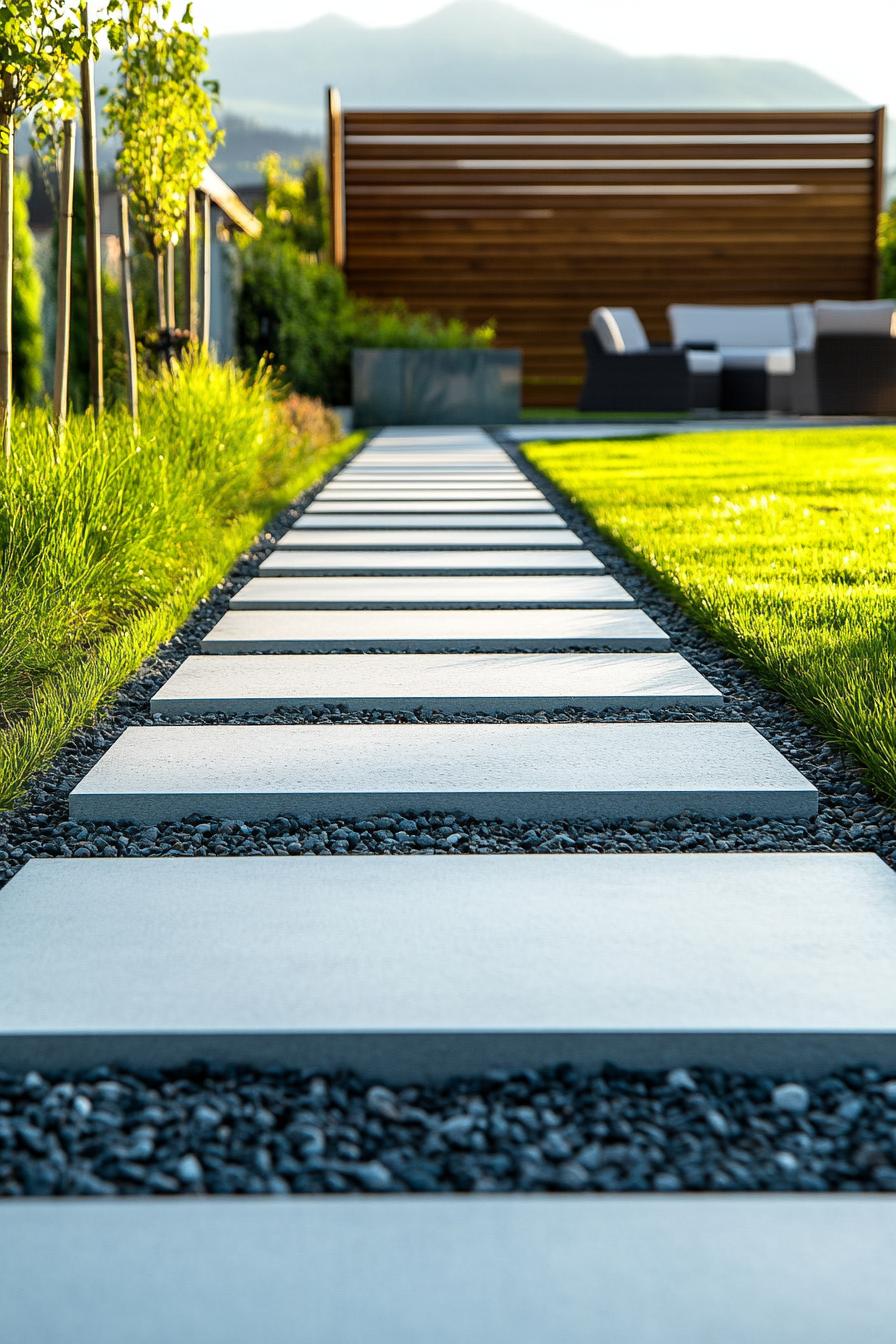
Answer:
[580,300,896,415]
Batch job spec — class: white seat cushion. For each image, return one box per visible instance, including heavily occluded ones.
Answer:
[814,300,896,337]
[590,307,649,354]
[668,304,794,349]
[685,349,723,375]
[791,303,815,351]
[719,346,795,376]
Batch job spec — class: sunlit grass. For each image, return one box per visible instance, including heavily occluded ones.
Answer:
[524,428,896,801]
[0,354,358,808]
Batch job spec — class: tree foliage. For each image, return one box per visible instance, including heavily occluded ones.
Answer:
[0,2,87,137]
[104,0,222,255]
[256,153,327,257]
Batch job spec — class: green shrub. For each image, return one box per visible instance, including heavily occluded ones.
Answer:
[880,198,896,300]
[237,158,494,403]
[12,173,43,404]
[238,238,352,402]
[0,351,356,807]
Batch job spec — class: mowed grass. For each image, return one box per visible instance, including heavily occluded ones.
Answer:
[0,355,358,808]
[524,428,896,802]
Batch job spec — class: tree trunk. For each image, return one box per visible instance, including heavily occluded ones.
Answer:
[53,119,77,427]
[118,193,138,425]
[0,115,12,459]
[155,250,166,331]
[183,187,196,340]
[80,3,103,416]
[200,191,212,349]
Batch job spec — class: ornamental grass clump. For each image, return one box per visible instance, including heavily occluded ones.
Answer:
[0,352,355,807]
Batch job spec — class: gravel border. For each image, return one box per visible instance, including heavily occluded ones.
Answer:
[3,1062,896,1196]
[2,428,893,882]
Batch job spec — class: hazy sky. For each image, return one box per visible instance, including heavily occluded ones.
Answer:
[190,0,894,111]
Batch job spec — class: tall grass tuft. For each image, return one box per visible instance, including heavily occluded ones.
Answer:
[0,353,356,808]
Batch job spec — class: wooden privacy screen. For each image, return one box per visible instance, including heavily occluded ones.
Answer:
[330,102,886,407]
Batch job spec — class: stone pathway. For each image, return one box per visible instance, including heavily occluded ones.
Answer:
[2,424,895,1337]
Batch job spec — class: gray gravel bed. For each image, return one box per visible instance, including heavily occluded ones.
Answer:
[3,1063,896,1196]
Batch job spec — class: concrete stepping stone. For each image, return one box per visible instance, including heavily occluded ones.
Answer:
[304,503,558,518]
[2,1196,890,1343]
[69,723,817,823]
[321,490,544,502]
[258,551,604,577]
[295,510,561,526]
[201,608,672,653]
[2,851,887,1073]
[276,528,584,551]
[151,653,719,717]
[229,576,636,609]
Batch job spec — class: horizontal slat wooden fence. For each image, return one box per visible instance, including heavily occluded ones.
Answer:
[329,102,886,407]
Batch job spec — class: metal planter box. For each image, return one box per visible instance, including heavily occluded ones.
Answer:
[352,348,522,426]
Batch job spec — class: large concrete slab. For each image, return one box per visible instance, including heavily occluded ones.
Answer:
[304,503,559,518]
[69,723,817,823]
[151,653,719,717]
[277,529,584,550]
[295,510,561,526]
[201,608,672,653]
[1,1196,893,1344]
[0,852,888,1071]
[229,576,636,609]
[259,550,604,577]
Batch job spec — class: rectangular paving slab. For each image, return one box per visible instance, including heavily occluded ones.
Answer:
[0,852,889,1073]
[1,1196,893,1344]
[201,607,672,652]
[308,499,553,513]
[69,723,817,823]
[321,489,542,499]
[294,510,564,526]
[229,575,636,609]
[151,653,719,717]
[276,528,584,550]
[258,550,604,577]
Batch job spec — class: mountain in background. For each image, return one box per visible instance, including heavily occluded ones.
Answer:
[207,0,866,137]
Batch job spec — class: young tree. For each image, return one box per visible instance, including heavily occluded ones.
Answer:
[105,1,221,356]
[0,1,85,454]
[31,63,80,424]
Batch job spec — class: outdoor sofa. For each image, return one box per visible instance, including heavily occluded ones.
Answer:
[666,304,796,413]
[790,300,896,415]
[578,307,721,413]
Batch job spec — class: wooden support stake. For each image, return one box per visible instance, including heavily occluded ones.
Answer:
[0,115,13,458]
[53,119,77,427]
[200,191,212,348]
[118,193,138,425]
[184,186,196,339]
[80,3,103,415]
[326,86,345,268]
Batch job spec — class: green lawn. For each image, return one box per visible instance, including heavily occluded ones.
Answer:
[524,428,896,802]
[0,355,359,809]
